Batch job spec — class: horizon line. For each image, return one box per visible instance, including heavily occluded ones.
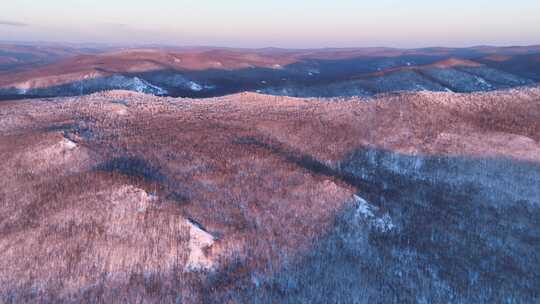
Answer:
[1,39,540,51]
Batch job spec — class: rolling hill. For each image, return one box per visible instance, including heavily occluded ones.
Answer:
[1,87,539,303]
[1,45,539,99]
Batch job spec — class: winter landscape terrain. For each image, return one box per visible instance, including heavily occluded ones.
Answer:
[1,44,540,100]
[2,0,540,301]
[1,84,539,302]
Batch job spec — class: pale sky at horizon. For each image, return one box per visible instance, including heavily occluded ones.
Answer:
[1,0,539,48]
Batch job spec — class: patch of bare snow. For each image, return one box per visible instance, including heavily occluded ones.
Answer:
[39,136,78,157]
[109,185,157,217]
[17,87,29,94]
[19,135,93,174]
[185,219,216,272]
[188,81,203,91]
[131,77,168,95]
[353,195,375,218]
[475,76,492,88]
[352,195,395,233]
[59,138,77,151]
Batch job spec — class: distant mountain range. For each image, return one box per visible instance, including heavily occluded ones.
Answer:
[1,44,540,99]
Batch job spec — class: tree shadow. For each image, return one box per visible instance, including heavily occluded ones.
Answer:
[207,147,540,303]
[95,156,166,183]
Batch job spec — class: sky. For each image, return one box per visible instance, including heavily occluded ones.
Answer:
[1,0,539,48]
